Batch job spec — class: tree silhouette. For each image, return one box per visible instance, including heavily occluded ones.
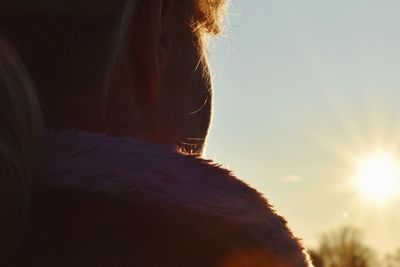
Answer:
[310,227,375,267]
[384,249,400,267]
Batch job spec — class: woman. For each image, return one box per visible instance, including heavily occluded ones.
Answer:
[0,1,313,266]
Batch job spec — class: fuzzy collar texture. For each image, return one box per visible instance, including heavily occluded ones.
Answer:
[36,131,313,267]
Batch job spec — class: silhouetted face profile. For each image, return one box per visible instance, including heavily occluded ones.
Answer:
[1,0,226,154]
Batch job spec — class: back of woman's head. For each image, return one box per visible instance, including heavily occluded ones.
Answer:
[0,0,227,153]
[0,0,227,104]
[0,36,43,264]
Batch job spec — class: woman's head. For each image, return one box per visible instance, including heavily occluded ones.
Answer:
[1,0,227,154]
[0,36,43,263]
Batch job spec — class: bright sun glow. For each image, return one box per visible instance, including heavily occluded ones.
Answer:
[353,152,400,203]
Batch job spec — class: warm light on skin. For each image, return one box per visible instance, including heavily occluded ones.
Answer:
[353,152,400,203]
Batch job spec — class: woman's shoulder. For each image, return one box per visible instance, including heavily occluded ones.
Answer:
[29,131,311,267]
[36,131,266,220]
[12,185,252,266]
[12,186,209,266]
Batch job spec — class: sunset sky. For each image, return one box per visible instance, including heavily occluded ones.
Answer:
[206,0,400,255]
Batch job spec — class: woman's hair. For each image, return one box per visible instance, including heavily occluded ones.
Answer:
[1,0,227,96]
[1,0,226,33]
[0,36,44,263]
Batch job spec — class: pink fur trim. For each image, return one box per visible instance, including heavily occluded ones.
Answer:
[36,131,313,267]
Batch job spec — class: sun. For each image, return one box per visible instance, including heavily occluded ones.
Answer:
[353,152,400,202]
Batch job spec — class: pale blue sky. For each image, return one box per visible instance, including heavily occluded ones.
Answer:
[206,0,400,255]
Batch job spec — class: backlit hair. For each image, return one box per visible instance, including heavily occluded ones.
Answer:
[1,0,227,34]
[0,36,44,264]
[0,0,227,94]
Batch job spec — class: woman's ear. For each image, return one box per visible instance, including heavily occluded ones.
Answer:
[132,0,174,101]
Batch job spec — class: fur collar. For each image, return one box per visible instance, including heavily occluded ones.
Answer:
[36,131,312,267]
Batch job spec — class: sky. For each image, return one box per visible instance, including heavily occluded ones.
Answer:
[205,0,400,255]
